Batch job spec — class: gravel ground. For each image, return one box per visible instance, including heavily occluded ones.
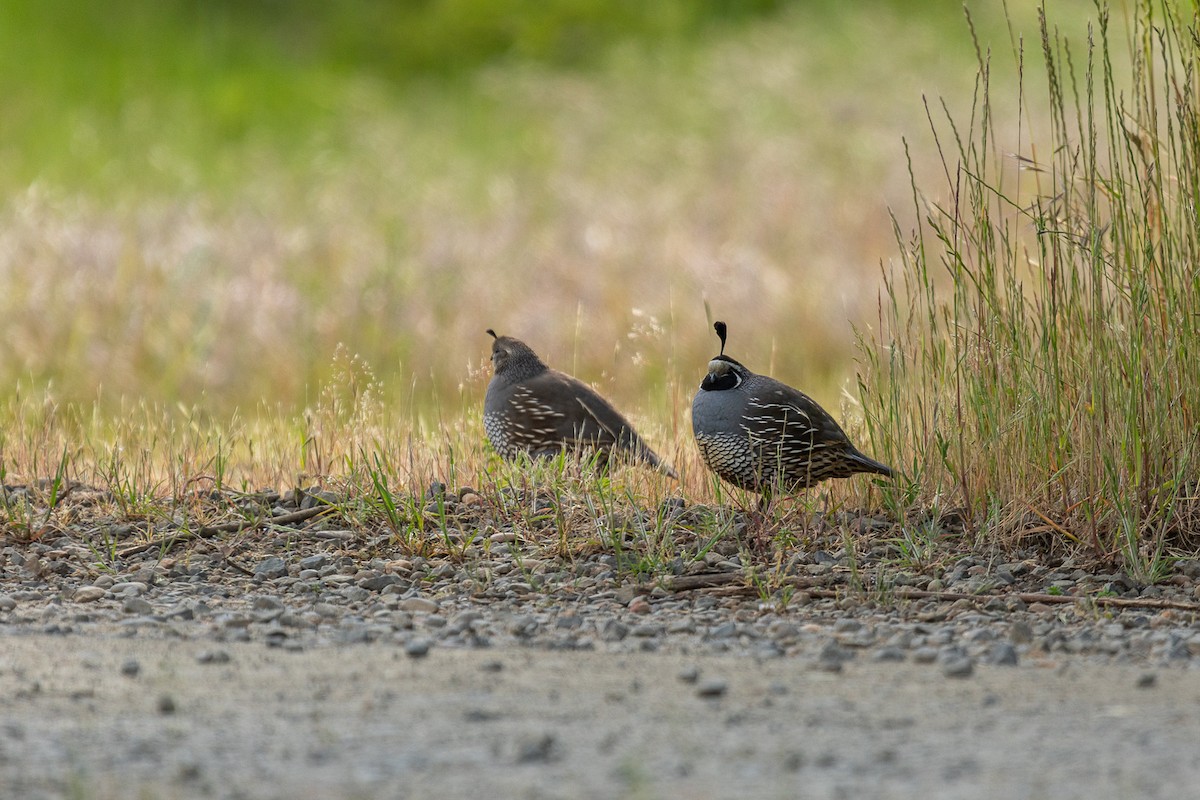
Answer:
[3,483,1200,797]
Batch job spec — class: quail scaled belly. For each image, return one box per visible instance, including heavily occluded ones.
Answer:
[691,321,892,496]
[484,330,677,478]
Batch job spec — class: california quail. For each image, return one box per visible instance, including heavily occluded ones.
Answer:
[691,321,892,498]
[484,329,677,478]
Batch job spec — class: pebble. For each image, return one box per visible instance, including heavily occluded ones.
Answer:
[253,557,287,580]
[941,654,975,678]
[515,732,558,763]
[404,638,432,658]
[123,598,153,615]
[399,597,440,614]
[73,586,106,603]
[120,658,140,677]
[988,642,1019,666]
[696,678,729,698]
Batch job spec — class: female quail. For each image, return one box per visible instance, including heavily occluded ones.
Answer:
[484,330,677,477]
[691,321,892,498]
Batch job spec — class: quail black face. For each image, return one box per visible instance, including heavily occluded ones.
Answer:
[700,357,744,391]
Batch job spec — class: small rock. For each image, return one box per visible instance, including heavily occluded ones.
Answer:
[196,650,232,665]
[941,654,974,678]
[872,647,906,663]
[404,638,432,658]
[1136,672,1157,689]
[158,694,177,714]
[0,595,15,611]
[399,597,440,614]
[123,597,153,615]
[912,647,939,664]
[300,489,338,510]
[600,620,629,642]
[120,659,140,678]
[988,642,1019,666]
[1009,621,1034,644]
[817,642,850,672]
[677,665,701,684]
[252,596,284,611]
[628,597,651,614]
[361,574,403,591]
[253,557,287,580]
[73,586,106,603]
[515,732,559,763]
[299,554,328,571]
[696,678,729,698]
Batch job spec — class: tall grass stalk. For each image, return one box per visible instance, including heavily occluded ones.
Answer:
[861,2,1200,575]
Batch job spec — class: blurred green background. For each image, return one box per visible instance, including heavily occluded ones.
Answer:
[0,0,1084,422]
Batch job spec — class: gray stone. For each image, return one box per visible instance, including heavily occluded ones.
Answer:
[299,554,329,571]
[988,642,1019,666]
[73,586,106,603]
[0,595,15,611]
[941,654,974,678]
[253,557,287,580]
[197,650,232,664]
[709,622,738,639]
[817,642,851,672]
[404,638,432,658]
[630,623,665,638]
[338,587,371,603]
[872,646,907,662]
[361,574,403,591]
[600,620,629,642]
[1009,620,1034,644]
[515,732,559,763]
[399,597,440,614]
[696,678,729,698]
[912,647,940,664]
[120,658,140,677]
[252,596,285,611]
[123,597,153,615]
[300,489,339,510]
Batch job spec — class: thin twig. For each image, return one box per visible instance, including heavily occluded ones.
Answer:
[116,506,333,558]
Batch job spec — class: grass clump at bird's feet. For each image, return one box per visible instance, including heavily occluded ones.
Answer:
[859,2,1200,580]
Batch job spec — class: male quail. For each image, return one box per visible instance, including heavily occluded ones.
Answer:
[484,329,677,477]
[691,321,892,498]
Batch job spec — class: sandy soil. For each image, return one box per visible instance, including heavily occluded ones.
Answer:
[2,633,1197,800]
